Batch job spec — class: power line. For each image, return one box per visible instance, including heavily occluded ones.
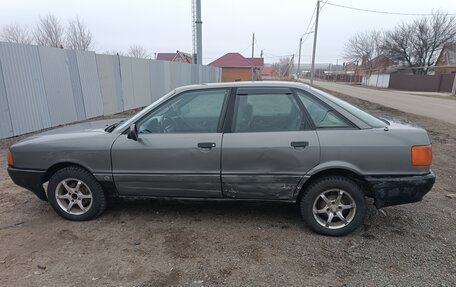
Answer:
[263,54,295,59]
[296,0,328,65]
[240,43,252,54]
[324,2,456,16]
[300,3,317,39]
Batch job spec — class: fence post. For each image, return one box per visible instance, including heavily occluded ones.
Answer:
[452,73,456,96]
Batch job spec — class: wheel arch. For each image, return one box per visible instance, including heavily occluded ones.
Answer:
[296,167,371,202]
[43,162,93,183]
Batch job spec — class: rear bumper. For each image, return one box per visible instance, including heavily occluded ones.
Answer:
[7,167,47,201]
[366,171,435,209]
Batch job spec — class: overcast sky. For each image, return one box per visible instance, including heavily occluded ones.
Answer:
[1,0,455,64]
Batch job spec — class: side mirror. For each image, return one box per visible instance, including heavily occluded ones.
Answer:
[127,124,138,141]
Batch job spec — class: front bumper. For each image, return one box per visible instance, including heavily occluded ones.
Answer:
[7,167,47,201]
[366,171,435,209]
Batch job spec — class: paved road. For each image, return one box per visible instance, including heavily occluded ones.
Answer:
[304,80,456,125]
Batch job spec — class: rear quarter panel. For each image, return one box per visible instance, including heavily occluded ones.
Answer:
[313,126,431,176]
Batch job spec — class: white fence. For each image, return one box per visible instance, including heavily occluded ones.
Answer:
[361,74,390,88]
[0,42,221,139]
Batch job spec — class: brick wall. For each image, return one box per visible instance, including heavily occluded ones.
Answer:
[221,67,252,82]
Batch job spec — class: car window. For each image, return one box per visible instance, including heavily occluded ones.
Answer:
[312,89,387,128]
[296,91,350,128]
[233,93,305,132]
[137,89,229,134]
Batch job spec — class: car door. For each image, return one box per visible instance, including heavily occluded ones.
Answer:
[111,88,230,197]
[221,87,320,200]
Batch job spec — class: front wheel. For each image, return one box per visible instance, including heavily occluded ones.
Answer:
[300,176,367,236]
[47,167,107,221]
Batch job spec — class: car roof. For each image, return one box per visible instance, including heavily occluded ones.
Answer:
[175,81,312,93]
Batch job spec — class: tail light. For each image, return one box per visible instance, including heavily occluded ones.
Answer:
[7,150,14,166]
[411,145,432,166]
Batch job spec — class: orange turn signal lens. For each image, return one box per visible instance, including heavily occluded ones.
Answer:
[411,145,432,166]
[7,150,14,166]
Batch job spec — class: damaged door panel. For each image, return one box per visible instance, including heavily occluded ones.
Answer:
[221,131,320,199]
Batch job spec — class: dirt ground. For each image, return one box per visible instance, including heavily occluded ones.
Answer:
[0,93,455,287]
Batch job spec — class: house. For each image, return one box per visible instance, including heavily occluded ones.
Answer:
[357,55,396,76]
[261,65,279,80]
[435,43,456,75]
[209,53,264,82]
[156,50,193,63]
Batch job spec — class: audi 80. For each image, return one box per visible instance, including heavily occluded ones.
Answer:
[7,81,435,236]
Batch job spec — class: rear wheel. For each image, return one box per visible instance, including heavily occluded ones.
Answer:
[47,167,107,221]
[300,176,367,236]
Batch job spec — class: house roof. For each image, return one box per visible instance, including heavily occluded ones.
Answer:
[209,53,264,68]
[156,51,192,63]
[247,57,264,67]
[156,53,176,61]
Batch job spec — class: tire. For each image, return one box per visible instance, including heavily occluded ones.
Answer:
[299,176,367,236]
[47,166,107,221]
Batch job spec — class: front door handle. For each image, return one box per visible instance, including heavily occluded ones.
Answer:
[198,142,216,149]
[291,141,309,149]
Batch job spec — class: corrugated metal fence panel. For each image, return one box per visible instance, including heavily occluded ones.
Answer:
[66,50,86,121]
[131,58,151,108]
[38,46,78,126]
[198,65,204,84]
[119,56,135,110]
[201,65,209,83]
[168,62,178,91]
[96,54,123,115]
[0,59,13,138]
[0,42,221,139]
[191,64,199,84]
[150,60,166,102]
[181,63,192,86]
[162,61,172,94]
[76,50,103,118]
[0,42,51,135]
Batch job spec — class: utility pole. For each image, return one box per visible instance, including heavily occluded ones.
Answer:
[191,0,202,65]
[251,33,255,81]
[310,0,320,85]
[195,0,202,65]
[284,54,295,78]
[297,37,302,80]
[251,33,255,58]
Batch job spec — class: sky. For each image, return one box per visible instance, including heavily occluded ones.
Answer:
[0,0,455,65]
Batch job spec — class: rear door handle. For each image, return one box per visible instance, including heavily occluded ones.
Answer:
[198,142,216,149]
[291,141,309,149]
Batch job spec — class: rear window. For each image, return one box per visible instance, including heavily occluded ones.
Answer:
[312,89,387,128]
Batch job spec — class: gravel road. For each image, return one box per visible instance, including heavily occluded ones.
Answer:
[0,92,455,287]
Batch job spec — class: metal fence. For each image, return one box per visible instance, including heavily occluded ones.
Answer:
[362,74,390,88]
[389,74,455,93]
[0,42,221,139]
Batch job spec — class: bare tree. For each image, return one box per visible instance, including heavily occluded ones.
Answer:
[272,57,294,77]
[343,30,383,75]
[66,17,94,51]
[382,11,456,74]
[128,45,150,58]
[104,50,126,56]
[0,24,34,44]
[34,14,65,48]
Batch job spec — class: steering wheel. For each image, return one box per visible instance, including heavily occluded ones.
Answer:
[159,115,177,133]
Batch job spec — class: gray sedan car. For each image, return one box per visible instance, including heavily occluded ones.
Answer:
[7,81,435,236]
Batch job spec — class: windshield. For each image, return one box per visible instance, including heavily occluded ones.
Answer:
[312,88,387,128]
[113,89,176,132]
